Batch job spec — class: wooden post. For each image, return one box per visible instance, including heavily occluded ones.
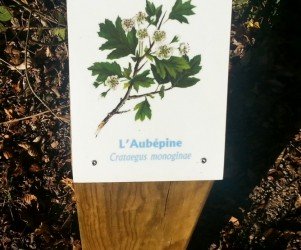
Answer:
[74,181,213,250]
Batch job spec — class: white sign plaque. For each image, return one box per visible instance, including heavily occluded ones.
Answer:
[67,0,232,182]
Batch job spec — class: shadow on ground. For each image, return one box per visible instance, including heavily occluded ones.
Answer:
[189,1,301,249]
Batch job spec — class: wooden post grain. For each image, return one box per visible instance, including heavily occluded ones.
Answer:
[74,181,213,250]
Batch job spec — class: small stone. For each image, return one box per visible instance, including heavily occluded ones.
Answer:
[3,151,12,159]
[51,141,59,149]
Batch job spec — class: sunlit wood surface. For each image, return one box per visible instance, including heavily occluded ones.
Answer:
[74,181,213,250]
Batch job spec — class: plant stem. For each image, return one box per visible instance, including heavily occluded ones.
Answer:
[24,12,67,123]
[95,12,168,135]
[11,0,66,27]
[128,86,173,100]
[0,105,69,126]
[95,84,134,135]
[95,57,142,136]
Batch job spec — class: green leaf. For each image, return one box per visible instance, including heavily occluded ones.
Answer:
[123,63,132,79]
[93,82,100,88]
[51,28,66,41]
[171,55,202,88]
[0,22,7,33]
[151,64,170,84]
[100,90,109,98]
[145,53,154,62]
[170,35,179,43]
[159,85,165,99]
[182,55,202,75]
[152,56,201,87]
[145,0,162,26]
[154,56,190,79]
[98,17,138,59]
[134,99,152,121]
[131,70,155,92]
[172,77,199,88]
[88,62,122,87]
[54,12,67,25]
[169,0,196,24]
[0,6,12,22]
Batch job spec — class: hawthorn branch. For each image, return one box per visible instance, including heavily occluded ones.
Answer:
[95,12,168,136]
[137,61,148,72]
[116,110,131,115]
[128,86,173,100]
[95,49,152,135]
[158,11,167,30]
[95,83,134,136]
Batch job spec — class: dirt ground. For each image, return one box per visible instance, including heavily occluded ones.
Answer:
[0,0,300,249]
[0,1,80,249]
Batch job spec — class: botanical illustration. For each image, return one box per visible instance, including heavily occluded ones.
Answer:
[88,0,202,135]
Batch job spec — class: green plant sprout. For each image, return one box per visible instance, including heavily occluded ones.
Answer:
[0,6,13,32]
[88,0,202,136]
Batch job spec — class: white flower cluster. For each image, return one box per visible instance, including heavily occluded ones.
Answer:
[121,11,191,61]
[179,43,190,56]
[121,18,135,32]
[136,28,149,41]
[153,30,166,42]
[105,75,119,89]
[121,11,147,33]
[122,12,166,43]
[155,42,190,60]
[136,11,147,25]
[122,12,150,42]
[156,45,173,60]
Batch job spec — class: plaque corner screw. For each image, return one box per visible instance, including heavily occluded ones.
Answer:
[201,158,207,164]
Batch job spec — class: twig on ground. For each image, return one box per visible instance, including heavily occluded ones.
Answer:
[0,58,25,76]
[11,0,66,27]
[24,12,68,124]
[0,105,70,126]
[30,39,67,47]
[7,26,64,30]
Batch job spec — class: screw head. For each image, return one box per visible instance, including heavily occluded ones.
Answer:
[92,160,97,166]
[201,158,207,164]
